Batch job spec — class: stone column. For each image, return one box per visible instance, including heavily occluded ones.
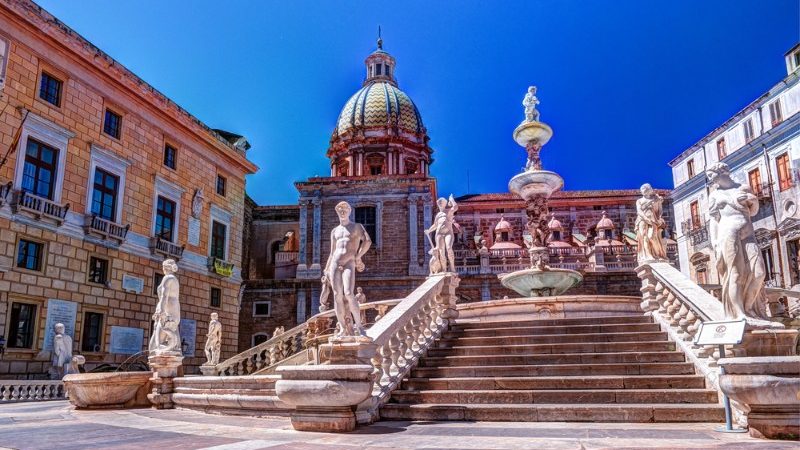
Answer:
[310,197,322,276]
[297,200,309,276]
[147,354,183,409]
[296,289,307,323]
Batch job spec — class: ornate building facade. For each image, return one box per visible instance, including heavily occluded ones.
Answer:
[240,40,678,350]
[0,0,256,378]
[669,44,800,291]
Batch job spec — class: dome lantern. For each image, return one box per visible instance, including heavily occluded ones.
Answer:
[364,29,397,87]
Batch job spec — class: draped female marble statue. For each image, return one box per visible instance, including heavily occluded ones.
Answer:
[204,312,222,365]
[425,195,458,275]
[320,201,372,339]
[635,183,667,262]
[51,322,73,379]
[706,163,771,322]
[149,259,182,355]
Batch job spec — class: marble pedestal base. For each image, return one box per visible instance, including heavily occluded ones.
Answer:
[276,364,374,432]
[199,364,217,376]
[719,356,800,440]
[147,353,183,409]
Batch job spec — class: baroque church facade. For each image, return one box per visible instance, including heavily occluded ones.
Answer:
[240,40,677,351]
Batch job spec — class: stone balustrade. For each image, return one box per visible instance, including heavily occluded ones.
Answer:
[11,189,70,225]
[214,299,402,376]
[148,236,185,260]
[84,214,130,244]
[0,380,65,402]
[353,274,459,423]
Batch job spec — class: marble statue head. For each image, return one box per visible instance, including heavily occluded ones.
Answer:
[356,287,363,294]
[436,197,448,211]
[528,86,536,94]
[706,162,732,186]
[210,312,218,321]
[640,183,653,197]
[162,259,178,275]
[54,322,65,334]
[335,201,351,221]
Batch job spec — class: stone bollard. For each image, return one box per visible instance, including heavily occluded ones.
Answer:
[147,353,183,409]
[276,364,374,432]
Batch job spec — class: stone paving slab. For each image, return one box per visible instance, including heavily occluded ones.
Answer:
[0,401,795,450]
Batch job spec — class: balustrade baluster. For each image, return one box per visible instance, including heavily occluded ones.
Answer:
[380,342,393,386]
[676,304,690,338]
[402,321,415,363]
[683,310,699,341]
[388,335,402,385]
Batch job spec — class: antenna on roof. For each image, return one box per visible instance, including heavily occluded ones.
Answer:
[377,25,383,50]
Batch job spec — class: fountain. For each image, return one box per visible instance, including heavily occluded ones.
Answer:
[498,86,583,297]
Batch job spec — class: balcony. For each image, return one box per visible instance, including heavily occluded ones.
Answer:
[208,256,235,277]
[83,214,130,244]
[149,236,184,260]
[10,190,69,225]
[688,225,710,249]
[751,182,773,202]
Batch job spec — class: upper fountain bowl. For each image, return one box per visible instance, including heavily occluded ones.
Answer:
[509,170,564,201]
[513,121,553,148]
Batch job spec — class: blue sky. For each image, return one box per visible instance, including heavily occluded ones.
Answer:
[36,0,799,205]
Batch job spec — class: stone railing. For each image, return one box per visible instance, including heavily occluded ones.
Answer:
[214,299,402,376]
[275,251,299,264]
[84,214,130,244]
[354,274,459,423]
[149,236,185,260]
[11,190,70,225]
[0,380,66,402]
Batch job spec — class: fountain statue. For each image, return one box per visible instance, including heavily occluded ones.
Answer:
[204,312,222,365]
[320,201,373,340]
[425,194,458,275]
[149,259,182,355]
[50,322,74,379]
[498,86,583,297]
[635,183,668,263]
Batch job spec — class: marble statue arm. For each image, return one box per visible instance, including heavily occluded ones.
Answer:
[448,194,458,214]
[738,189,760,217]
[324,229,336,275]
[357,225,372,260]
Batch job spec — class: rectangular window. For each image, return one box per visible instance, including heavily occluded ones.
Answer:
[689,201,700,229]
[210,287,221,308]
[153,272,164,295]
[776,153,792,191]
[22,138,58,200]
[355,206,377,241]
[210,220,227,260]
[38,72,62,107]
[376,64,382,76]
[90,168,119,221]
[743,119,755,143]
[88,256,109,285]
[16,239,44,271]
[370,165,382,175]
[769,101,783,126]
[216,175,226,196]
[253,301,271,317]
[686,159,695,178]
[81,312,104,352]
[163,144,177,170]
[103,109,122,139]
[155,196,176,241]
[716,137,726,160]
[8,302,37,349]
[748,168,762,196]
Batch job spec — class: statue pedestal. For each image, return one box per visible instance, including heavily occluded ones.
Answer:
[276,364,374,432]
[147,353,183,409]
[319,339,376,365]
[199,363,217,376]
[739,328,798,357]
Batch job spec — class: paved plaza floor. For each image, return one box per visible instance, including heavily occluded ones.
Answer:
[0,401,794,450]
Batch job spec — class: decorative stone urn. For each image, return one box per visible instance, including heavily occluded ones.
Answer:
[718,356,800,440]
[275,364,374,432]
[64,372,152,409]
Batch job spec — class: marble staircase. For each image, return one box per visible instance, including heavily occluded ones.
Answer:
[381,314,726,422]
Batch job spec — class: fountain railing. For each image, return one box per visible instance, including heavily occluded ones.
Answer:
[0,379,66,402]
[214,299,403,376]
[354,273,459,423]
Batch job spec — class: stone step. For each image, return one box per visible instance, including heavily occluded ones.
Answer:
[411,362,697,378]
[391,388,719,405]
[402,375,707,390]
[174,387,277,396]
[452,315,652,330]
[435,331,669,347]
[444,322,662,338]
[426,341,675,357]
[419,350,687,367]
[173,375,279,391]
[379,403,726,422]
[172,375,290,417]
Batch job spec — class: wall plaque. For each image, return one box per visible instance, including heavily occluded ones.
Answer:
[42,299,78,351]
[187,217,201,247]
[179,318,197,357]
[122,274,144,294]
[109,326,144,354]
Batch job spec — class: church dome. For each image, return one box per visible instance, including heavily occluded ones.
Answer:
[334,82,424,136]
[494,216,512,233]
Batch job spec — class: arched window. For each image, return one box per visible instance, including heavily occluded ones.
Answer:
[252,333,268,347]
[269,240,281,264]
[355,206,377,242]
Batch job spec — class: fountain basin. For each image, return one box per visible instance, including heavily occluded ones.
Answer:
[513,121,553,147]
[64,371,152,409]
[499,268,583,297]
[509,170,563,201]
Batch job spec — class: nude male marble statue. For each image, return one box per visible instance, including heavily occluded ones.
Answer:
[635,183,667,262]
[149,259,182,355]
[204,312,222,365]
